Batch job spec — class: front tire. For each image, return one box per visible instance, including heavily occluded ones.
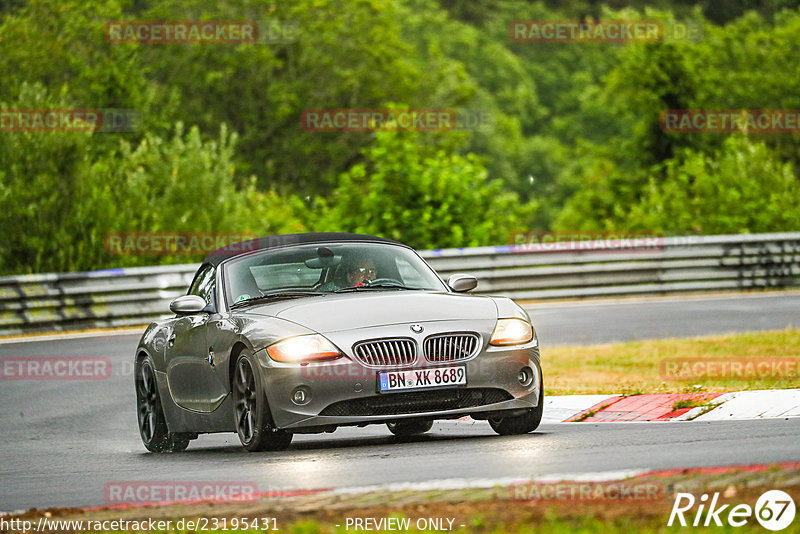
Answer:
[489,369,544,436]
[135,359,190,452]
[232,350,293,452]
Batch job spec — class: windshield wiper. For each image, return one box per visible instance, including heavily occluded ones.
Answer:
[335,283,425,293]
[230,290,322,308]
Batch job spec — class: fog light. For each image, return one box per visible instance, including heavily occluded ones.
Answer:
[518,367,533,386]
[291,386,311,406]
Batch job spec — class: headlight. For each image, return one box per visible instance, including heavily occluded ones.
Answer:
[266,334,342,363]
[489,318,534,346]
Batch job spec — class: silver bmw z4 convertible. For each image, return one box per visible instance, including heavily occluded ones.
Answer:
[134,233,543,452]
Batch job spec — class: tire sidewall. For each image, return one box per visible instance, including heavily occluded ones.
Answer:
[233,349,278,451]
[490,366,544,435]
[136,358,170,451]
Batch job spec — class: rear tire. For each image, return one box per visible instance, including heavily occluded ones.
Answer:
[232,349,293,452]
[387,420,433,436]
[489,369,544,436]
[135,358,191,452]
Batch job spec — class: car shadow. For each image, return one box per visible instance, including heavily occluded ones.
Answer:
[135,428,551,457]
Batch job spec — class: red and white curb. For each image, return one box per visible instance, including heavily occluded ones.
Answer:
[542,389,800,423]
[673,389,800,421]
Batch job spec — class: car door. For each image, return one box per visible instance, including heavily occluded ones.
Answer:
[165,265,226,412]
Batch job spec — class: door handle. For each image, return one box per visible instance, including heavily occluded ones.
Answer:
[168,334,176,348]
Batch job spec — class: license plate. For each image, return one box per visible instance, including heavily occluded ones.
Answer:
[378,366,467,392]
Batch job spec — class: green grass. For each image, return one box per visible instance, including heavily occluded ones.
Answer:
[672,398,707,410]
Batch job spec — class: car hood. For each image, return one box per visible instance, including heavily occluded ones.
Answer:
[240,291,497,333]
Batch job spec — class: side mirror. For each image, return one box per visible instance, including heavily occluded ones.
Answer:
[169,295,207,315]
[447,273,478,293]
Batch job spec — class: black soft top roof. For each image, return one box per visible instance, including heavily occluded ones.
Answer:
[203,232,403,267]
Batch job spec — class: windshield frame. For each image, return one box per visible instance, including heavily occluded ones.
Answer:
[219,240,448,308]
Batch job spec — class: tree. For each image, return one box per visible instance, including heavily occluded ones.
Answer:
[316,129,534,249]
[624,137,800,234]
[0,84,304,274]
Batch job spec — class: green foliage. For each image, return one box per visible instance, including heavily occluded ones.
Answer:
[137,0,467,193]
[0,0,158,125]
[0,85,304,273]
[2,0,800,275]
[625,137,800,234]
[552,5,800,232]
[95,122,306,265]
[317,130,532,249]
[557,137,800,233]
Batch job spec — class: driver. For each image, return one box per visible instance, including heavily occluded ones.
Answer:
[317,256,378,292]
[346,258,377,287]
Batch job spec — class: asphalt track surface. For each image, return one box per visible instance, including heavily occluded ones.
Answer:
[1,293,798,511]
[526,291,800,346]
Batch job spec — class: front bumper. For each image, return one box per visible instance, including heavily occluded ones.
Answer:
[255,332,541,431]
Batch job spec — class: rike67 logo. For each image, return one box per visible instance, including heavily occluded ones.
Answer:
[669,490,796,531]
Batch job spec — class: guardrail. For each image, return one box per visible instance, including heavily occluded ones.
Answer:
[1,232,799,335]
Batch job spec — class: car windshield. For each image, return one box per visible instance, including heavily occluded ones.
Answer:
[222,242,447,306]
